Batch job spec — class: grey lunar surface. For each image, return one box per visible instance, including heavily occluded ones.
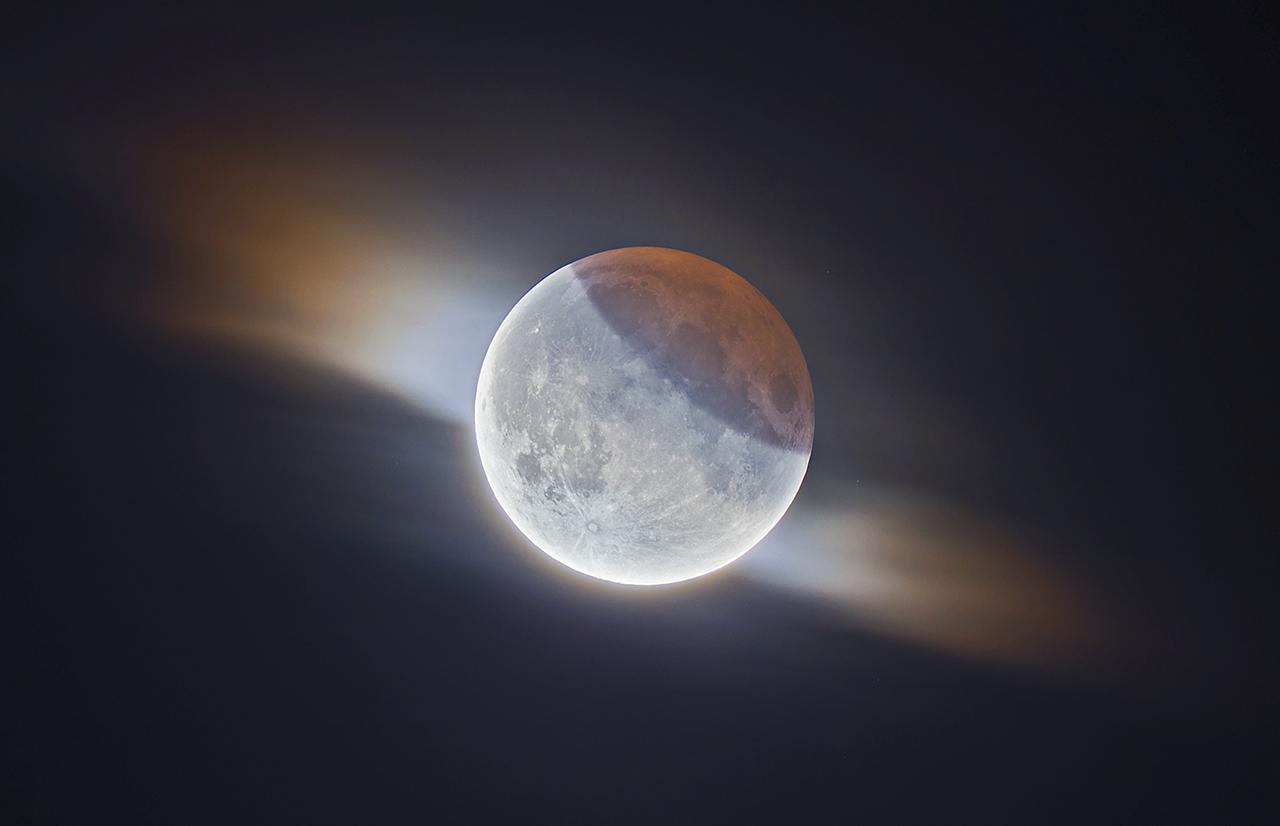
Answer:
[475,247,814,585]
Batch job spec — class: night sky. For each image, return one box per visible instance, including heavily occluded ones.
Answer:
[7,6,1277,823]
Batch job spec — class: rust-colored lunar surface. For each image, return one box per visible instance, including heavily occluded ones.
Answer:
[475,247,814,585]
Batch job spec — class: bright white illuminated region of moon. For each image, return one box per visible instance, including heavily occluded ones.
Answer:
[475,247,814,585]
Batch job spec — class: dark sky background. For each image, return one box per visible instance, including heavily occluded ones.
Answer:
[6,6,1277,823]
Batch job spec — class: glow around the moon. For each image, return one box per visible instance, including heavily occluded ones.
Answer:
[475,247,814,585]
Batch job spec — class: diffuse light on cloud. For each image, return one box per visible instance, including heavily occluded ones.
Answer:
[133,125,509,423]
[127,122,1110,672]
[745,484,1102,669]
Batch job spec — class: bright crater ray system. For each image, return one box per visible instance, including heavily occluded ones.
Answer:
[475,247,814,585]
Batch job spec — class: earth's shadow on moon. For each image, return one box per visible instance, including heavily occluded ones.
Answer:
[573,247,814,454]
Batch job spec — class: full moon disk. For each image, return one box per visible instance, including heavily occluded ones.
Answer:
[475,247,814,585]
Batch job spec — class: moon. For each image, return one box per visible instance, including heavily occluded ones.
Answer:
[475,247,814,585]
